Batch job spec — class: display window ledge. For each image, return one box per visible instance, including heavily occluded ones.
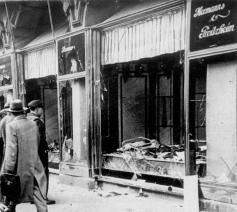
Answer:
[101,168,183,187]
[97,175,183,199]
[59,161,89,177]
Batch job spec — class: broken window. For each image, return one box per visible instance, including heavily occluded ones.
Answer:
[58,33,85,76]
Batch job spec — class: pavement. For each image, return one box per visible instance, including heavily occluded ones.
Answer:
[16,173,184,212]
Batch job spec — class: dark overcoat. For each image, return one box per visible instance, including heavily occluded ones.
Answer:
[2,115,47,203]
[27,113,48,168]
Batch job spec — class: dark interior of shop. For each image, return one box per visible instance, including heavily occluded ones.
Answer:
[25,75,59,169]
[101,52,185,186]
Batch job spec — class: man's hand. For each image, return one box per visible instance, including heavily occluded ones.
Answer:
[0,203,8,212]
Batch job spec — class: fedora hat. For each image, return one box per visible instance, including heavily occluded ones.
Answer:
[28,99,43,109]
[7,99,25,113]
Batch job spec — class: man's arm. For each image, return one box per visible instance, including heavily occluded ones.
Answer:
[2,124,17,173]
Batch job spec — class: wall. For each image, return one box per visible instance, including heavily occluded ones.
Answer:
[206,61,237,183]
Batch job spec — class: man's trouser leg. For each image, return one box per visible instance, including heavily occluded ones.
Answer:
[33,178,48,212]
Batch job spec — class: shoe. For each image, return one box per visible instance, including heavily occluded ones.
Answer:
[46,199,56,205]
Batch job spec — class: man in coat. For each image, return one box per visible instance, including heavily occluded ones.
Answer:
[0,102,14,160]
[0,102,13,204]
[27,99,55,205]
[2,99,48,212]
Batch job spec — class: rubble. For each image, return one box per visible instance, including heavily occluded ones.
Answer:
[116,137,185,162]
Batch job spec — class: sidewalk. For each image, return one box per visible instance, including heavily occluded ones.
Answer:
[17,174,184,212]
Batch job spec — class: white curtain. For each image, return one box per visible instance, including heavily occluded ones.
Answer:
[24,45,56,79]
[101,8,185,65]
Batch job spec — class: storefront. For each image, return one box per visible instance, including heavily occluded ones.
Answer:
[22,43,60,169]
[57,31,88,179]
[90,0,187,191]
[186,0,237,209]
[23,45,61,170]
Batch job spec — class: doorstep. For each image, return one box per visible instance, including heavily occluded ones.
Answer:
[97,176,183,204]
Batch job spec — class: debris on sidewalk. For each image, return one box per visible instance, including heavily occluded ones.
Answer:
[96,189,128,198]
[136,188,149,198]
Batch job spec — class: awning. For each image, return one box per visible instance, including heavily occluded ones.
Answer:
[23,22,67,79]
[101,7,185,65]
[24,45,56,79]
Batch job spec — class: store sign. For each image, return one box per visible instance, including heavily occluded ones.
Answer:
[57,33,85,76]
[190,0,237,51]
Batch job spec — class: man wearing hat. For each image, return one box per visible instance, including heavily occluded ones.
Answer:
[0,102,14,168]
[27,99,55,205]
[2,99,48,212]
[0,102,13,146]
[0,102,13,204]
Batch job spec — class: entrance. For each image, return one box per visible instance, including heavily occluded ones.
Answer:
[25,75,59,169]
[59,77,88,176]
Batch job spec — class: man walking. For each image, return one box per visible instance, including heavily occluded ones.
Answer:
[0,102,14,159]
[27,99,55,205]
[0,102,13,203]
[2,99,48,212]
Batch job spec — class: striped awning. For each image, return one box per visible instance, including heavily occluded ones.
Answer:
[101,7,185,65]
[24,45,56,79]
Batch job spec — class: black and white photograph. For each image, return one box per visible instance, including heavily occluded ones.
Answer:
[0,0,236,211]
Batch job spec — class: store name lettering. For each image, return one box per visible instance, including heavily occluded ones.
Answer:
[192,2,235,40]
[199,23,235,39]
[193,4,225,18]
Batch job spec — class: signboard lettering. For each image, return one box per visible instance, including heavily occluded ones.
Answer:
[190,0,237,51]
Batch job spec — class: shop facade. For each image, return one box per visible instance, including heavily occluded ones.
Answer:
[54,0,117,183]
[88,0,187,194]
[22,42,61,169]
[88,0,237,210]
[185,0,237,209]
[0,54,14,112]
[56,31,88,179]
[0,3,21,113]
[2,0,237,210]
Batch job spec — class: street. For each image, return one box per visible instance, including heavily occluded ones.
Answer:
[16,174,183,212]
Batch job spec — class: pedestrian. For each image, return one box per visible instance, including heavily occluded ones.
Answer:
[0,102,14,159]
[2,99,48,212]
[27,99,55,205]
[0,102,13,204]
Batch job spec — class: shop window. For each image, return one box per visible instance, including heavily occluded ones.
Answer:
[190,65,206,141]
[119,73,148,142]
[101,54,184,183]
[157,74,173,145]
[59,78,87,163]
[25,76,60,168]
[190,62,207,178]
[0,56,12,86]
[60,81,73,162]
[58,33,85,76]
[0,89,13,116]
